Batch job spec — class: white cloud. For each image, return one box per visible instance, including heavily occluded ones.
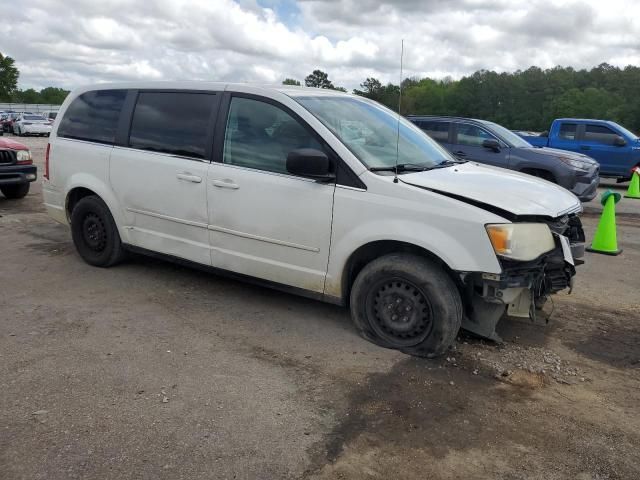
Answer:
[3,0,640,91]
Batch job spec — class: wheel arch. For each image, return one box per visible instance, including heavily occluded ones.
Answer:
[339,240,461,306]
[64,176,129,243]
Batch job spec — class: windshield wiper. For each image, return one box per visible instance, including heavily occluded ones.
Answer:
[369,163,430,173]
[427,159,468,169]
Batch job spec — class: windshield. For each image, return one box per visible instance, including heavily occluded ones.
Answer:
[482,121,533,148]
[24,115,45,121]
[295,95,454,170]
[609,122,639,141]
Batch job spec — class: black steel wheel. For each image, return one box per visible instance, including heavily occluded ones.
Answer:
[70,195,125,267]
[350,253,462,357]
[366,277,433,347]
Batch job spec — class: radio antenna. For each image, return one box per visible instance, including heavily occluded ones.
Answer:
[394,39,404,184]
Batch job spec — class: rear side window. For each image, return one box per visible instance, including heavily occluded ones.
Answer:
[417,120,450,142]
[129,92,216,159]
[58,90,126,144]
[558,123,577,140]
[584,124,618,145]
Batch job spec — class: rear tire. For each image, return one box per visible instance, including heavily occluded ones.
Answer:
[1,183,30,199]
[350,253,462,357]
[70,195,125,267]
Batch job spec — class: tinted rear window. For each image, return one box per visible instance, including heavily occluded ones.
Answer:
[559,123,577,140]
[58,90,126,144]
[128,92,216,159]
[417,120,450,142]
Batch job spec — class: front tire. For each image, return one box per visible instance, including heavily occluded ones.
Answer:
[1,183,30,199]
[350,253,462,357]
[70,195,125,267]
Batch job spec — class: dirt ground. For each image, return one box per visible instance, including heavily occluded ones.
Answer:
[1,135,639,480]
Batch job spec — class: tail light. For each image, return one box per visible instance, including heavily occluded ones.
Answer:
[44,143,50,180]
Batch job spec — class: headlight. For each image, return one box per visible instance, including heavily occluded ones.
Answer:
[17,150,32,162]
[486,223,555,261]
[558,156,590,171]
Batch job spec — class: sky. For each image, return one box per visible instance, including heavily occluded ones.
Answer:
[4,0,640,91]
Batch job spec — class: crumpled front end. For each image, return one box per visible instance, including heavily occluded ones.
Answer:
[460,214,585,341]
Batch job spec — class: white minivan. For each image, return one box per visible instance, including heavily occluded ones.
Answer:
[43,82,585,356]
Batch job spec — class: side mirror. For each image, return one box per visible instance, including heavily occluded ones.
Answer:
[286,148,335,182]
[482,138,501,152]
[614,135,627,147]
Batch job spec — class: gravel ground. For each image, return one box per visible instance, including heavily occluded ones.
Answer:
[1,134,639,480]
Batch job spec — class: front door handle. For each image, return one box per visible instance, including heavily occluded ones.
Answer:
[176,173,202,183]
[212,179,239,189]
[580,145,591,151]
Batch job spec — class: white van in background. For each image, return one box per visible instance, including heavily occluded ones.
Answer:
[43,82,585,356]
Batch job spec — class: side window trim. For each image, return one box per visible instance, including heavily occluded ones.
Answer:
[115,89,138,147]
[213,92,365,188]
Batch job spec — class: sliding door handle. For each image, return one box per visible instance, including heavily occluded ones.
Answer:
[176,173,202,183]
[212,179,239,189]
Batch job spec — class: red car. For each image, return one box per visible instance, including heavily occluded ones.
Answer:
[0,137,37,199]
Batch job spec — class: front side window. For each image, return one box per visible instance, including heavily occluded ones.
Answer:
[559,123,577,140]
[418,121,450,143]
[58,90,126,144]
[223,97,323,174]
[456,123,496,146]
[129,92,216,159]
[584,124,618,145]
[295,96,452,170]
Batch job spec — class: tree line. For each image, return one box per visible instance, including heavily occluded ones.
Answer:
[0,53,69,104]
[288,64,640,133]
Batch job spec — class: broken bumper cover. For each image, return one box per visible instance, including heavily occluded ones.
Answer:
[461,237,584,342]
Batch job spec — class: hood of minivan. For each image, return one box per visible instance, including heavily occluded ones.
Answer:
[401,162,581,218]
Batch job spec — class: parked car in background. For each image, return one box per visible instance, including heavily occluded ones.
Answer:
[519,119,640,179]
[408,116,599,202]
[2,112,21,133]
[44,83,586,355]
[0,136,36,199]
[13,114,52,136]
[41,111,58,123]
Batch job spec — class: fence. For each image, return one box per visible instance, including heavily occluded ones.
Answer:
[0,103,61,114]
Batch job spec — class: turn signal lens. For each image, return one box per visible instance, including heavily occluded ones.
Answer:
[486,225,511,255]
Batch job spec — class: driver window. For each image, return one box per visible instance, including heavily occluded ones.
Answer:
[456,123,496,147]
[223,97,324,174]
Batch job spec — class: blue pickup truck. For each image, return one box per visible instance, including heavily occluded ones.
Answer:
[521,119,640,179]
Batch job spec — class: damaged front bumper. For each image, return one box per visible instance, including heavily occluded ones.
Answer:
[460,215,585,342]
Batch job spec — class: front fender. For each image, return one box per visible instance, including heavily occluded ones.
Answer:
[325,185,506,298]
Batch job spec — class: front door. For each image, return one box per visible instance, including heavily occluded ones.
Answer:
[453,122,510,168]
[207,94,335,292]
[579,123,630,176]
[110,90,219,265]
